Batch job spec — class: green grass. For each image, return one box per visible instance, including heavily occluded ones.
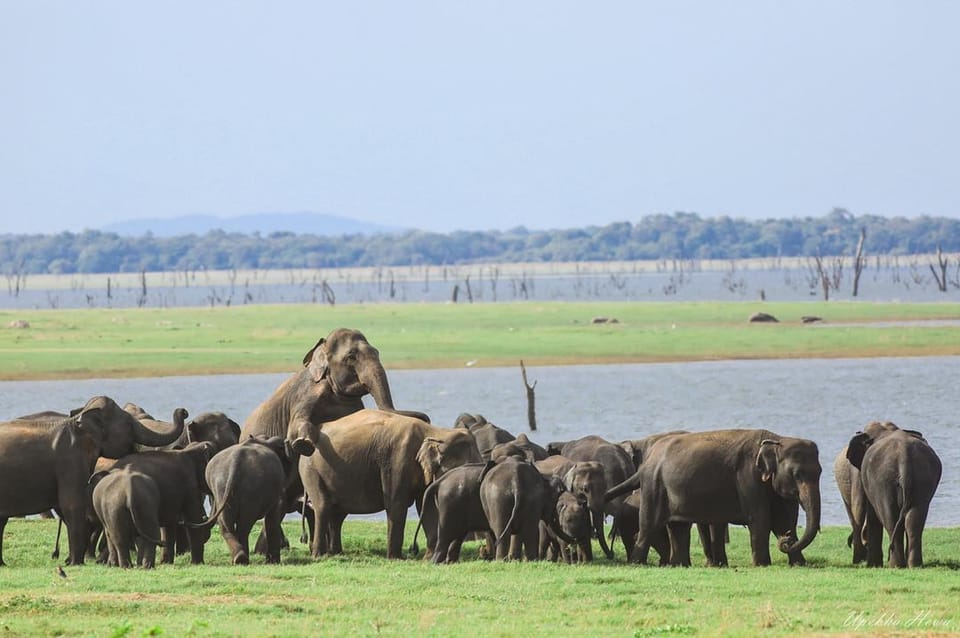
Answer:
[1,301,959,379]
[1,519,958,637]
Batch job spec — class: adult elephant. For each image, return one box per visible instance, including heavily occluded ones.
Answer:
[0,397,185,566]
[241,328,428,448]
[299,409,481,559]
[845,421,941,568]
[546,435,636,558]
[240,329,428,550]
[607,429,821,567]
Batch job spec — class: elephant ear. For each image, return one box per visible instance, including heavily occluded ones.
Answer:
[303,338,329,383]
[904,429,925,440]
[845,432,872,470]
[417,437,444,485]
[755,439,781,482]
[562,466,578,492]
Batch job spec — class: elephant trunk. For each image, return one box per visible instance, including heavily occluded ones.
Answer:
[132,407,187,448]
[361,364,396,411]
[592,509,614,560]
[779,481,821,554]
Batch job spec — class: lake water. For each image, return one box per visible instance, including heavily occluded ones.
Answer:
[3,261,957,309]
[2,356,957,527]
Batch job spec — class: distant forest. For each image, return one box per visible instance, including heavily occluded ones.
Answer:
[3,209,959,275]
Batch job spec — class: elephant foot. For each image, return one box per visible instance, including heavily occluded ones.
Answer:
[233,551,249,565]
[292,437,315,457]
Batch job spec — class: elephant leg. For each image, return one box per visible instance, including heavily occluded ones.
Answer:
[327,510,348,555]
[521,524,539,561]
[63,511,89,566]
[310,505,329,558]
[537,522,551,560]
[263,504,286,564]
[113,533,133,569]
[667,522,692,567]
[0,516,7,566]
[140,540,157,569]
[864,506,884,567]
[748,522,772,567]
[905,506,928,568]
[160,526,176,564]
[385,503,408,559]
[447,536,466,563]
[218,508,247,564]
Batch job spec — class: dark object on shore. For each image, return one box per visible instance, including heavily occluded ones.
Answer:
[801,316,823,324]
[748,312,779,323]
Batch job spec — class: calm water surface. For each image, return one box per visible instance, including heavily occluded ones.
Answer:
[2,357,957,526]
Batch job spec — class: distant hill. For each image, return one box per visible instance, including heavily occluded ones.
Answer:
[101,212,406,237]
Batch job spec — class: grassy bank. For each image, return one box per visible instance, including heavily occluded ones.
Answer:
[1,519,958,637]
[1,301,959,380]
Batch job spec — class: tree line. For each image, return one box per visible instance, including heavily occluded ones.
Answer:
[2,209,958,275]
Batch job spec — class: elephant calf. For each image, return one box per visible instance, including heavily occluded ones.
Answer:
[480,458,572,561]
[418,463,495,563]
[91,468,163,568]
[205,436,295,565]
[108,441,218,564]
[539,490,592,563]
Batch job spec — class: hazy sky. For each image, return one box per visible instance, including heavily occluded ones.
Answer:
[2,2,959,235]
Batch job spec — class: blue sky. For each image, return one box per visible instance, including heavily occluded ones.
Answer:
[2,2,958,235]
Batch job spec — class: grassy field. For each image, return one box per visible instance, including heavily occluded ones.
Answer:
[1,519,958,637]
[1,300,959,380]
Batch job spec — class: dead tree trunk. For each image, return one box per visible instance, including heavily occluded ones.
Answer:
[929,244,949,292]
[520,360,537,431]
[852,227,866,297]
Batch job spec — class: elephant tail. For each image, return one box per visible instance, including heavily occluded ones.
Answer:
[187,461,237,531]
[891,459,912,551]
[409,478,441,556]
[129,503,164,547]
[495,490,522,551]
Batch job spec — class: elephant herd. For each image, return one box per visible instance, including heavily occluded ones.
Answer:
[0,328,945,570]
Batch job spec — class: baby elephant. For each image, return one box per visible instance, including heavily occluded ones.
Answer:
[204,436,296,564]
[91,468,164,568]
[539,490,592,563]
[416,463,495,564]
[481,458,573,560]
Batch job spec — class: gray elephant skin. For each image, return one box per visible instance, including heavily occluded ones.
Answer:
[205,436,296,565]
[240,329,428,551]
[454,413,515,460]
[607,429,822,566]
[124,402,240,452]
[90,468,164,568]
[417,462,496,563]
[547,435,636,559]
[299,409,481,559]
[539,490,593,563]
[0,396,184,566]
[535,455,613,561]
[107,437,217,564]
[845,421,942,567]
[479,457,571,561]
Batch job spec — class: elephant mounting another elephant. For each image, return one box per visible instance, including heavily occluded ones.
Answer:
[239,328,429,552]
[606,429,822,567]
